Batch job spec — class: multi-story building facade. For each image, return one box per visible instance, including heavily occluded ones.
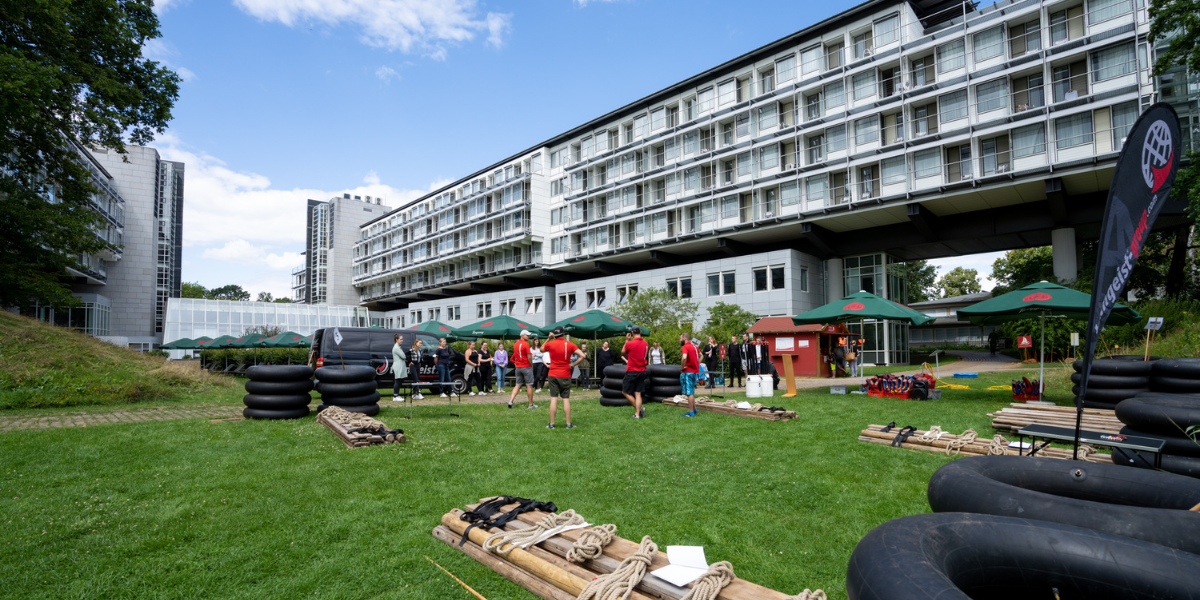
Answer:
[293,194,390,305]
[351,0,1196,364]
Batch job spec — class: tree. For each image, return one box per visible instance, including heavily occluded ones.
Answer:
[208,284,250,302]
[702,302,761,344]
[610,287,699,364]
[181,281,207,299]
[1148,0,1200,230]
[0,2,180,310]
[256,291,273,303]
[990,247,1055,295]
[937,267,982,298]
[903,260,939,303]
[273,297,293,303]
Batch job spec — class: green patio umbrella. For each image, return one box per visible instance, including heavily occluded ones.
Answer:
[956,281,1142,400]
[205,335,240,349]
[450,315,547,340]
[228,333,268,348]
[407,320,474,341]
[259,331,309,348]
[160,337,195,350]
[792,291,934,384]
[545,310,652,384]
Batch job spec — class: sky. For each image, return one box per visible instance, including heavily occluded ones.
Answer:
[147,0,1000,300]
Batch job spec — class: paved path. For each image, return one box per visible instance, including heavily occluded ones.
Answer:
[945,350,1021,363]
[0,405,243,432]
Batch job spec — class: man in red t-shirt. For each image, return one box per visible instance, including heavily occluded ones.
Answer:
[679,333,701,417]
[507,330,537,410]
[542,326,586,429]
[622,327,650,418]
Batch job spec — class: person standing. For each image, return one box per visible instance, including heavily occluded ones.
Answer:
[727,334,744,387]
[543,327,586,429]
[391,334,409,402]
[702,335,719,389]
[493,342,508,393]
[679,333,701,417]
[757,338,772,376]
[596,340,616,378]
[408,338,425,400]
[478,342,493,394]
[507,330,537,409]
[434,338,453,397]
[464,341,481,396]
[833,336,847,377]
[531,338,547,393]
[577,342,592,390]
[621,327,649,419]
[649,341,665,366]
[740,333,755,375]
[846,337,859,378]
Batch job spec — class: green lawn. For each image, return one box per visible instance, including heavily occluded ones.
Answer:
[0,368,1056,600]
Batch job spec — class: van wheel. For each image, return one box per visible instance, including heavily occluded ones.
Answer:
[452,374,467,394]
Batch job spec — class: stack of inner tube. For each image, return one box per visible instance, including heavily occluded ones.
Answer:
[1110,359,1200,478]
[599,365,629,407]
[242,365,313,420]
[1070,355,1159,410]
[315,366,381,417]
[645,364,682,403]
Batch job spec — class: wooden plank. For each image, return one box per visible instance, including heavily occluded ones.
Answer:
[431,526,578,600]
[661,398,795,421]
[441,512,589,596]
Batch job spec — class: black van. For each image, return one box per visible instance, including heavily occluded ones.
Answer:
[308,328,467,393]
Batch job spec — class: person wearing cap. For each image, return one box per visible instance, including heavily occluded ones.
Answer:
[679,333,701,417]
[542,326,586,429]
[621,326,649,419]
[507,329,537,409]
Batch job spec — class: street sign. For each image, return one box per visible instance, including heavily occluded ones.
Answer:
[1070,332,1080,347]
[1145,317,1164,331]
[718,344,727,359]
[1018,336,1033,348]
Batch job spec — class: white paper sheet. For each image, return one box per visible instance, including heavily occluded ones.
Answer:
[651,545,711,587]
[775,337,794,351]
[652,564,710,587]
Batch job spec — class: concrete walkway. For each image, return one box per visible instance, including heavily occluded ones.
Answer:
[0,405,243,432]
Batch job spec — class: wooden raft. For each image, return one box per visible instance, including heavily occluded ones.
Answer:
[858,424,1114,464]
[989,403,1122,435]
[663,396,797,421]
[316,409,406,448]
[432,499,813,600]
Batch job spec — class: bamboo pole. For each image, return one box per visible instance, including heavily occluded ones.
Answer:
[431,526,578,600]
[440,512,588,596]
[425,555,490,600]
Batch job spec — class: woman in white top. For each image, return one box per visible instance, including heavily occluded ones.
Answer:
[649,341,665,365]
[530,341,547,393]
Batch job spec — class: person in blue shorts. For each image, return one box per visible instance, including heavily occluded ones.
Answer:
[679,333,701,417]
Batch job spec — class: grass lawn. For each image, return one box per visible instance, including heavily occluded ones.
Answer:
[0,367,1057,600]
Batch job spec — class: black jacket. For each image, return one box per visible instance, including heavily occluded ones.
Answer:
[728,343,742,362]
[596,348,616,370]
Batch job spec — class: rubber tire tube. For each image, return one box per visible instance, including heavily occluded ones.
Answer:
[243,406,311,420]
[602,365,627,378]
[599,396,631,407]
[927,455,1200,554]
[649,385,683,397]
[648,364,681,377]
[1152,376,1200,394]
[1069,372,1150,388]
[242,393,312,410]
[649,377,686,387]
[1120,426,1200,458]
[320,391,381,407]
[599,387,629,399]
[1071,385,1146,402]
[640,396,666,404]
[1110,354,1165,362]
[315,380,377,397]
[1152,357,1200,379]
[601,377,625,389]
[846,512,1200,600]
[1079,399,1120,410]
[314,365,378,384]
[1136,391,1200,400]
[316,403,380,416]
[245,365,314,382]
[1113,447,1200,479]
[1115,395,1200,434]
[1072,358,1155,376]
[245,379,314,395]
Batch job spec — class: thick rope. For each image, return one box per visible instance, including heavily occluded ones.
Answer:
[944,429,978,456]
[483,509,585,556]
[786,590,827,600]
[1075,443,1097,460]
[576,535,657,600]
[986,434,1010,455]
[679,561,735,600]
[567,523,617,563]
[916,426,944,443]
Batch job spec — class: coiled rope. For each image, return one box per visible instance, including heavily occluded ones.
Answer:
[786,590,827,600]
[567,524,617,563]
[944,429,978,456]
[576,535,657,600]
[482,509,585,556]
[679,561,735,600]
[986,434,1010,455]
[916,426,944,443]
[1075,444,1097,460]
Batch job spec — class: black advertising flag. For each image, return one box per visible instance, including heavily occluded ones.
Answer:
[1075,103,1181,452]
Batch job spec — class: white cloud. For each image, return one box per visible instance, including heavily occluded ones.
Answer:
[142,39,197,82]
[363,170,381,185]
[374,65,401,82]
[152,0,188,13]
[573,0,621,6]
[233,0,513,56]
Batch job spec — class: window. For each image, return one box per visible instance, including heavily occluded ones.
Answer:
[973,27,1004,63]
[737,152,752,177]
[936,39,965,73]
[911,56,931,87]
[721,196,739,219]
[1013,74,1045,111]
[1009,20,1041,57]
[808,134,824,163]
[1089,0,1130,23]
[551,177,566,196]
[758,103,778,130]
[853,31,872,59]
[827,125,847,152]
[735,112,750,138]
[558,293,577,311]
[976,79,1007,113]
[666,277,692,298]
[806,176,827,202]
[550,148,567,168]
[633,114,647,139]
[450,306,461,321]
[651,108,666,131]
[806,91,824,120]
[708,271,736,296]
[776,55,796,83]
[759,67,775,94]
[874,14,899,46]
[881,156,906,185]
[1091,42,1135,82]
[477,303,492,318]
[1056,113,1093,149]
[1013,123,1046,157]
[801,45,821,75]
[852,70,876,100]
[1111,101,1138,147]
[825,80,845,109]
[754,268,769,291]
[586,289,606,308]
[914,148,941,179]
[854,116,880,145]
[499,299,515,315]
[759,144,779,169]
[651,212,666,233]
[1052,62,1087,102]
[939,90,968,123]
[697,87,714,112]
[617,285,637,303]
[781,181,800,206]
[683,131,699,154]
[551,236,568,254]
[718,79,736,105]
[771,266,786,290]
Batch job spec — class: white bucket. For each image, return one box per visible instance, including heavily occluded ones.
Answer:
[759,375,775,399]
[746,375,764,398]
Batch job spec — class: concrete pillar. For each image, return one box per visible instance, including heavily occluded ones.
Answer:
[1051,228,1078,283]
[826,258,845,301]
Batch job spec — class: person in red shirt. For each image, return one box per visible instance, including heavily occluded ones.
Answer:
[679,333,701,417]
[542,326,586,429]
[622,327,650,418]
[507,330,537,410]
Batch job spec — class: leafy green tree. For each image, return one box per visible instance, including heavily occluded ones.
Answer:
[610,287,699,364]
[0,1,180,310]
[937,267,982,298]
[273,297,293,303]
[990,247,1055,294]
[1148,0,1200,230]
[702,302,761,344]
[903,260,939,303]
[256,291,273,303]
[208,284,250,302]
[181,281,208,299]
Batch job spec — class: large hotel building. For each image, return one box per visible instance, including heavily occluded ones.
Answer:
[345,0,1193,364]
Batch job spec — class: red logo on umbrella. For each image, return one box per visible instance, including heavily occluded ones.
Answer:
[518,323,531,329]
[844,302,866,311]
[438,326,450,332]
[1023,292,1053,302]
[611,316,624,322]
[572,316,586,322]
[482,321,494,327]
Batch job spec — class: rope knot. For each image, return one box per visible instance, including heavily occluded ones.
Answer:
[567,523,617,563]
[680,561,735,600]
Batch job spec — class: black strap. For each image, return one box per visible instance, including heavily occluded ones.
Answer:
[458,496,558,545]
[880,421,896,433]
[892,426,916,447]
[757,406,786,413]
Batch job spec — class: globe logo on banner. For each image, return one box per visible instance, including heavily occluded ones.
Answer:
[1141,120,1173,192]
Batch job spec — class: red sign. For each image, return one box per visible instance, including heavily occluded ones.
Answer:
[1018,336,1033,348]
[844,302,866,311]
[1023,292,1053,302]
[718,344,727,359]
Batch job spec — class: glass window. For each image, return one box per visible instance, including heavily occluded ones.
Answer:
[874,14,899,46]
[800,267,809,292]
[854,116,880,145]
[1111,101,1138,147]
[976,79,1007,113]
[914,148,941,178]
[1089,0,1130,23]
[1056,113,1093,149]
[771,266,786,290]
[973,27,1004,62]
[721,196,738,219]
[881,156,906,185]
[937,39,965,72]
[758,103,778,130]
[781,181,800,206]
[698,88,714,112]
[718,79,736,105]
[1091,42,1135,82]
[825,80,845,108]
[650,108,665,131]
[853,71,876,100]
[801,46,821,75]
[776,55,796,82]
[806,176,827,201]
[723,272,736,295]
[827,125,847,152]
[754,268,768,292]
[759,144,779,169]
[939,90,968,123]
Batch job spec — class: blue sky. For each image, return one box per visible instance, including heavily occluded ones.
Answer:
[150,0,999,299]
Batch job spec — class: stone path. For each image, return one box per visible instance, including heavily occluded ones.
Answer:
[0,405,243,432]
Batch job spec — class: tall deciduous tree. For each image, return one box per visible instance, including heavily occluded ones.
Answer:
[937,267,982,298]
[903,260,939,303]
[610,287,699,364]
[702,302,761,343]
[181,281,207,299]
[990,247,1055,295]
[208,285,250,302]
[256,291,274,303]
